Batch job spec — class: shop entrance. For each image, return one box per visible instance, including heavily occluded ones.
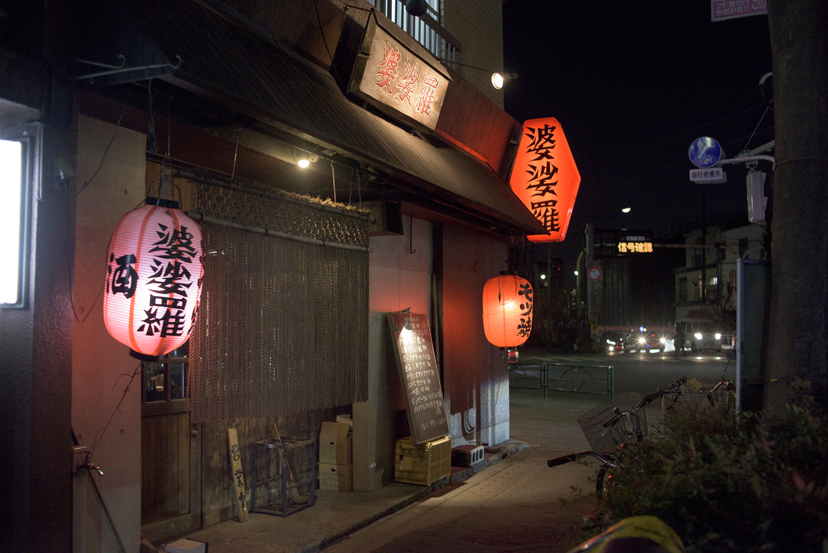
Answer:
[140,345,202,543]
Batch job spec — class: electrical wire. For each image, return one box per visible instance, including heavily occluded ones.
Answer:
[89,362,142,454]
[743,99,773,152]
[70,102,127,198]
[598,101,769,168]
[595,125,775,196]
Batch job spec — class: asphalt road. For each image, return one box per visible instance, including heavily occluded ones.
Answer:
[517,349,736,398]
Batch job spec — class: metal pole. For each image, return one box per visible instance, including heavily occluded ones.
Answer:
[586,223,595,322]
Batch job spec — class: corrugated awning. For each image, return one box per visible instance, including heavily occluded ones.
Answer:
[126,0,546,235]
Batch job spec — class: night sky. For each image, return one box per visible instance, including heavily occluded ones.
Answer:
[503,2,774,283]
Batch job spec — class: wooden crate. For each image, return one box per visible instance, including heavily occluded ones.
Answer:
[395,436,451,485]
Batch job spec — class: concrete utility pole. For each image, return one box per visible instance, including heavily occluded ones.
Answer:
[764,0,828,414]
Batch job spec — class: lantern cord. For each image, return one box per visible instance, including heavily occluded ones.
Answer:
[348,167,354,205]
[147,79,157,155]
[231,129,240,180]
[356,168,362,208]
[70,101,128,198]
[331,160,337,202]
[409,216,416,254]
[89,362,141,454]
[64,190,114,323]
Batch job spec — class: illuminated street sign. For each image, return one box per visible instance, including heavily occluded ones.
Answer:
[594,229,654,258]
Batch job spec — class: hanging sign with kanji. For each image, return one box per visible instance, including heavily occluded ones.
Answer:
[509,118,581,242]
[347,15,450,131]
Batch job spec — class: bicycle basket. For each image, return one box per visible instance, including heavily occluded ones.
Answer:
[578,392,646,452]
[661,385,735,417]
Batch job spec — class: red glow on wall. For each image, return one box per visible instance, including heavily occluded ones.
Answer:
[103,199,203,360]
[509,118,581,242]
[482,275,533,348]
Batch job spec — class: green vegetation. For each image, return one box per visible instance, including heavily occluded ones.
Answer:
[598,400,828,552]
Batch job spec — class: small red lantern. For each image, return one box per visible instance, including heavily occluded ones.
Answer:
[482,274,533,348]
[103,198,204,361]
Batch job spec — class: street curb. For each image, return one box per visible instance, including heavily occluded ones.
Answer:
[302,440,528,552]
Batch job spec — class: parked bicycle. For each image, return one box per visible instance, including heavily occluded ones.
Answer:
[547,379,687,499]
[548,373,736,499]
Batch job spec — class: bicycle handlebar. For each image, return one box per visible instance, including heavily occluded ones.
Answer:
[602,389,670,429]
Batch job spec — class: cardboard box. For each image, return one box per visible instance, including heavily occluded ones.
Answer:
[165,538,206,553]
[319,421,352,465]
[318,463,353,491]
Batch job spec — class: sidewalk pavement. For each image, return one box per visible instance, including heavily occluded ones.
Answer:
[171,388,607,553]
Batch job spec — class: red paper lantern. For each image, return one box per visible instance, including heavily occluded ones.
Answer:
[509,117,581,243]
[482,275,533,348]
[103,198,204,361]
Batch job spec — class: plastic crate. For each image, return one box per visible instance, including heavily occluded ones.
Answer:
[395,436,452,485]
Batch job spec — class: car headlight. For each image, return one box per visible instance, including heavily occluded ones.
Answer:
[715,333,722,340]
[639,338,646,344]
[694,333,703,340]
[660,338,667,344]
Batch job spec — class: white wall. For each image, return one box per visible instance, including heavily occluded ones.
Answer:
[72,115,146,553]
[354,216,433,491]
[444,0,505,108]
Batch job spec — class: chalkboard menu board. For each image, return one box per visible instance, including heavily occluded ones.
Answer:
[388,313,449,445]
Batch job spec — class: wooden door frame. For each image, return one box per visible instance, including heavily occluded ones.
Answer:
[140,366,202,543]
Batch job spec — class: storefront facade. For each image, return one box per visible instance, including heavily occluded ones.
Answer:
[0,1,545,551]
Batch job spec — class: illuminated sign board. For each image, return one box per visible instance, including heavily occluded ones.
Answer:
[595,229,654,258]
[509,118,581,242]
[348,16,449,131]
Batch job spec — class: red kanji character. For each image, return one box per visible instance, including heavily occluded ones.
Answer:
[375,44,401,95]
[415,75,438,116]
[396,60,420,106]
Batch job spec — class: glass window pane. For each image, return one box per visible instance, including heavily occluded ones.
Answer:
[145,363,166,402]
[169,343,189,359]
[0,139,23,305]
[170,362,186,400]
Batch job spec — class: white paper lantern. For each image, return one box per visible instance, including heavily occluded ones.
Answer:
[103,198,203,360]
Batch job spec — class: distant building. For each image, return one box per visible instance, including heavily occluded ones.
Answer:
[674,223,767,328]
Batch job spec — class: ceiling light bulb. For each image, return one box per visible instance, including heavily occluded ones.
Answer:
[298,159,310,168]
[491,72,504,89]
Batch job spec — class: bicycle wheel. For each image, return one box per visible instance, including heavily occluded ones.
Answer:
[596,467,608,500]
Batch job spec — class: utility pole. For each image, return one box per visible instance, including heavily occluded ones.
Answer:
[764,0,828,414]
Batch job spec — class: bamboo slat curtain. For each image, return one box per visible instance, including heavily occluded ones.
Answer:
[188,184,369,422]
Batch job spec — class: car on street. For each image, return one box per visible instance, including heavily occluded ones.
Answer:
[689,324,724,352]
[624,329,669,353]
[602,331,626,353]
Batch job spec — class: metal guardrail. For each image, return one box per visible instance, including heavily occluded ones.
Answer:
[509,363,615,398]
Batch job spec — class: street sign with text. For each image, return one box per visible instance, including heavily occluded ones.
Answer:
[711,0,767,22]
[690,167,727,184]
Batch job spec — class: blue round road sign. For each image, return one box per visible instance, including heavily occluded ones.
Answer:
[688,137,723,168]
